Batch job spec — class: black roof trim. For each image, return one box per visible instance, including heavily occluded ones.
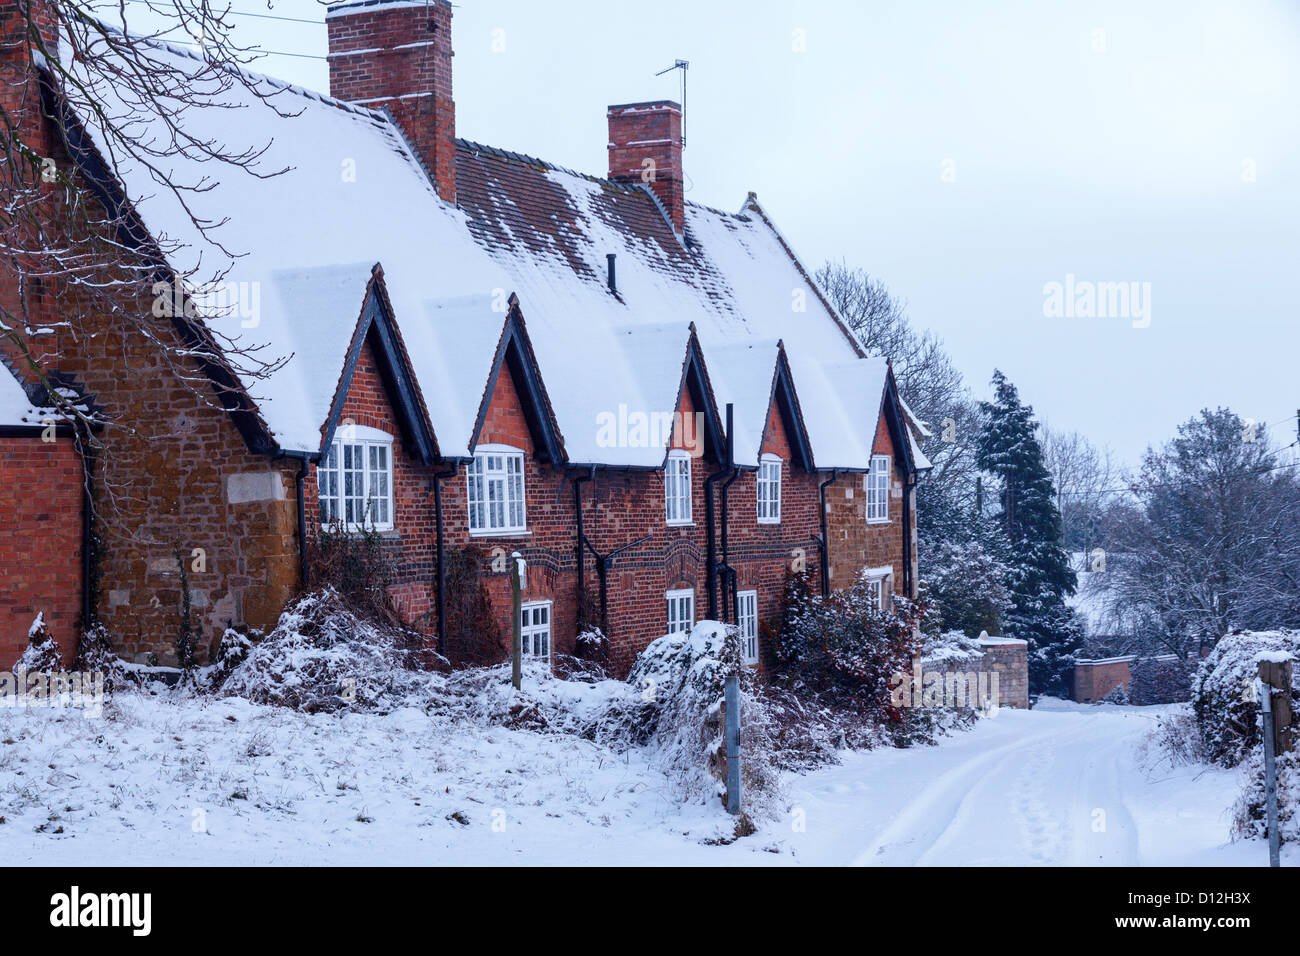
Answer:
[319,267,440,464]
[469,300,567,465]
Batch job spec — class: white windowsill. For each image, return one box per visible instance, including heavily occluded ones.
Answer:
[469,529,532,539]
[757,517,781,526]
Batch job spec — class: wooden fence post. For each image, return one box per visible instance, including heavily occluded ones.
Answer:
[1259,657,1294,755]
[1257,657,1293,869]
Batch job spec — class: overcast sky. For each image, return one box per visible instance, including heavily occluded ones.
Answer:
[112,0,1299,467]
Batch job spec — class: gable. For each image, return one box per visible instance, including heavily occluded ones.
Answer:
[469,304,564,464]
[320,271,437,463]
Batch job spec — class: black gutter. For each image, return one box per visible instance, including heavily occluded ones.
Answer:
[902,475,916,598]
[295,459,309,590]
[571,467,595,609]
[275,449,317,593]
[430,464,459,657]
[75,423,95,631]
[715,404,740,623]
[704,465,726,620]
[818,470,840,598]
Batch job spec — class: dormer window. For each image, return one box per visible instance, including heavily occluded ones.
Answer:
[867,454,890,523]
[757,454,782,523]
[468,445,527,535]
[665,449,693,525]
[319,425,394,532]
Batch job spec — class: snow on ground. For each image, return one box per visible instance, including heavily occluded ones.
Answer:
[0,689,1287,866]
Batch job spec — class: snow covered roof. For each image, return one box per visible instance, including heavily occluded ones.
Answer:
[0,364,51,428]
[52,29,912,471]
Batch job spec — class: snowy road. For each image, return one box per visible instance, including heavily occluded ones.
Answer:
[770,700,1277,867]
[1,692,1283,866]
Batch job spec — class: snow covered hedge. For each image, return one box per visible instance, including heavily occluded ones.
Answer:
[1232,752,1298,846]
[1191,630,1300,767]
[219,589,439,713]
[627,622,784,820]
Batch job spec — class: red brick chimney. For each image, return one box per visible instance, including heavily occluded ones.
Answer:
[608,101,683,235]
[326,0,456,204]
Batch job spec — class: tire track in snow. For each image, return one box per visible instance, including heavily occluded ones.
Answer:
[850,723,1083,866]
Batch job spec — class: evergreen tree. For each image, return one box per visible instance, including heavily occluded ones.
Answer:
[977,370,1081,695]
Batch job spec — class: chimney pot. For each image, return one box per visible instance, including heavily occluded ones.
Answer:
[326,0,456,204]
[607,100,684,236]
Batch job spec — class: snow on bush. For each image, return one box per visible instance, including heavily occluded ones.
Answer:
[627,622,786,821]
[1098,684,1130,706]
[74,622,127,690]
[1232,752,1298,846]
[218,589,439,713]
[1136,705,1206,771]
[15,613,60,672]
[1191,630,1300,767]
[920,629,984,664]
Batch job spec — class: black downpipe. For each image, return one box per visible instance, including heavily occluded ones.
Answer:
[704,468,724,619]
[716,404,740,623]
[572,467,595,607]
[295,458,309,590]
[74,424,94,631]
[818,469,839,598]
[431,465,459,657]
[902,475,917,598]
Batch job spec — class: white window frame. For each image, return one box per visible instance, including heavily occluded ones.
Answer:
[867,454,891,523]
[757,454,782,524]
[666,588,695,635]
[467,444,527,536]
[737,589,759,665]
[665,449,693,526]
[520,600,552,662]
[318,425,395,532]
[862,567,893,610]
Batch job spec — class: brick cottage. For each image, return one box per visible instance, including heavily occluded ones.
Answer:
[0,0,932,677]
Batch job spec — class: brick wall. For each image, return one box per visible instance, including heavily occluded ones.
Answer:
[824,412,912,598]
[0,435,82,668]
[916,638,1030,710]
[304,333,437,628]
[1072,658,1132,703]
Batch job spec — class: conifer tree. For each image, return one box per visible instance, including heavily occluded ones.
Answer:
[977,370,1081,695]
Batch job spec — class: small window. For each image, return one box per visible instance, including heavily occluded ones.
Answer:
[867,455,890,523]
[666,588,695,635]
[319,426,394,532]
[737,590,759,665]
[757,455,782,524]
[468,446,526,534]
[520,601,551,662]
[863,574,891,611]
[665,450,693,525]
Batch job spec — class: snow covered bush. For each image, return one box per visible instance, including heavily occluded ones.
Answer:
[1129,655,1194,705]
[1139,706,1208,769]
[207,627,255,686]
[1232,752,1298,846]
[1191,630,1300,767]
[769,569,924,723]
[74,622,127,690]
[626,622,785,820]
[218,589,439,713]
[15,613,60,672]
[1098,683,1129,705]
